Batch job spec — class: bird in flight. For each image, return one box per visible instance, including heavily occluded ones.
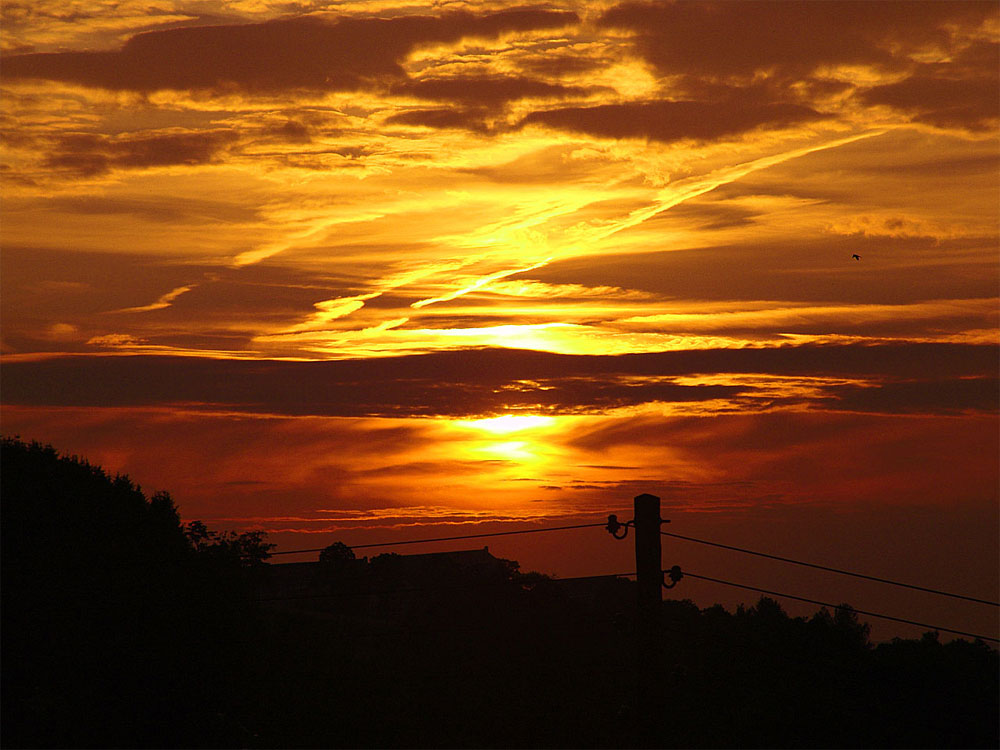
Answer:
[852,254,861,260]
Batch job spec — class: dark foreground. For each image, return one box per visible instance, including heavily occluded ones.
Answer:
[3,437,997,748]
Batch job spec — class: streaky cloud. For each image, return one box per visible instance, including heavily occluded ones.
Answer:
[3,343,995,418]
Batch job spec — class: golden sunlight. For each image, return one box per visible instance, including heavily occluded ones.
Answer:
[456,415,556,434]
[445,414,563,470]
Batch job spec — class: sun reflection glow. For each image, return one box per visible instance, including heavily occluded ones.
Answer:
[456,415,556,434]
[476,440,535,462]
[446,414,561,468]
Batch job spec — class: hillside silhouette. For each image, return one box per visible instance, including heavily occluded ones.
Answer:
[2,437,997,748]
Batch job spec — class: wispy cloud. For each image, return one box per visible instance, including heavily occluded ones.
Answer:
[110,284,194,313]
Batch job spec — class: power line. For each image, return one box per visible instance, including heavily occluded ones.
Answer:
[661,530,999,607]
[681,570,999,643]
[268,521,608,557]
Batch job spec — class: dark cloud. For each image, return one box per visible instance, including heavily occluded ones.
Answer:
[860,42,1000,132]
[0,247,361,355]
[385,108,490,133]
[563,410,999,508]
[589,1,997,135]
[392,75,595,106]
[528,235,1000,307]
[44,129,239,175]
[519,97,822,143]
[515,51,608,78]
[263,145,373,170]
[2,9,579,94]
[262,119,313,143]
[597,1,996,80]
[2,343,995,418]
[825,377,999,415]
[45,195,261,223]
[2,248,207,338]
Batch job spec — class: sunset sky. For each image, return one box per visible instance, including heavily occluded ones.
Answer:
[2,0,997,640]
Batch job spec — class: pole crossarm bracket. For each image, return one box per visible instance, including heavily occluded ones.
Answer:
[606,509,669,539]
[662,565,684,589]
[605,514,632,539]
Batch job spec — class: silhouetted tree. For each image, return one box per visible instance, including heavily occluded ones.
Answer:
[369,551,403,580]
[1,437,263,748]
[184,520,274,566]
[496,555,550,587]
[319,541,356,564]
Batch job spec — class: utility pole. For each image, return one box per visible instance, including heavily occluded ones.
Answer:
[634,493,662,621]
[633,492,661,746]
[605,493,666,745]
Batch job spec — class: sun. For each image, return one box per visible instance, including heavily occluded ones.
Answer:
[476,439,536,462]
[445,414,560,467]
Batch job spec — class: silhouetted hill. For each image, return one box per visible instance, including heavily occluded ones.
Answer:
[2,437,997,749]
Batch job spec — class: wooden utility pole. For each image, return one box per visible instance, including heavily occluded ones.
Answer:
[634,493,662,620]
[633,492,661,746]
